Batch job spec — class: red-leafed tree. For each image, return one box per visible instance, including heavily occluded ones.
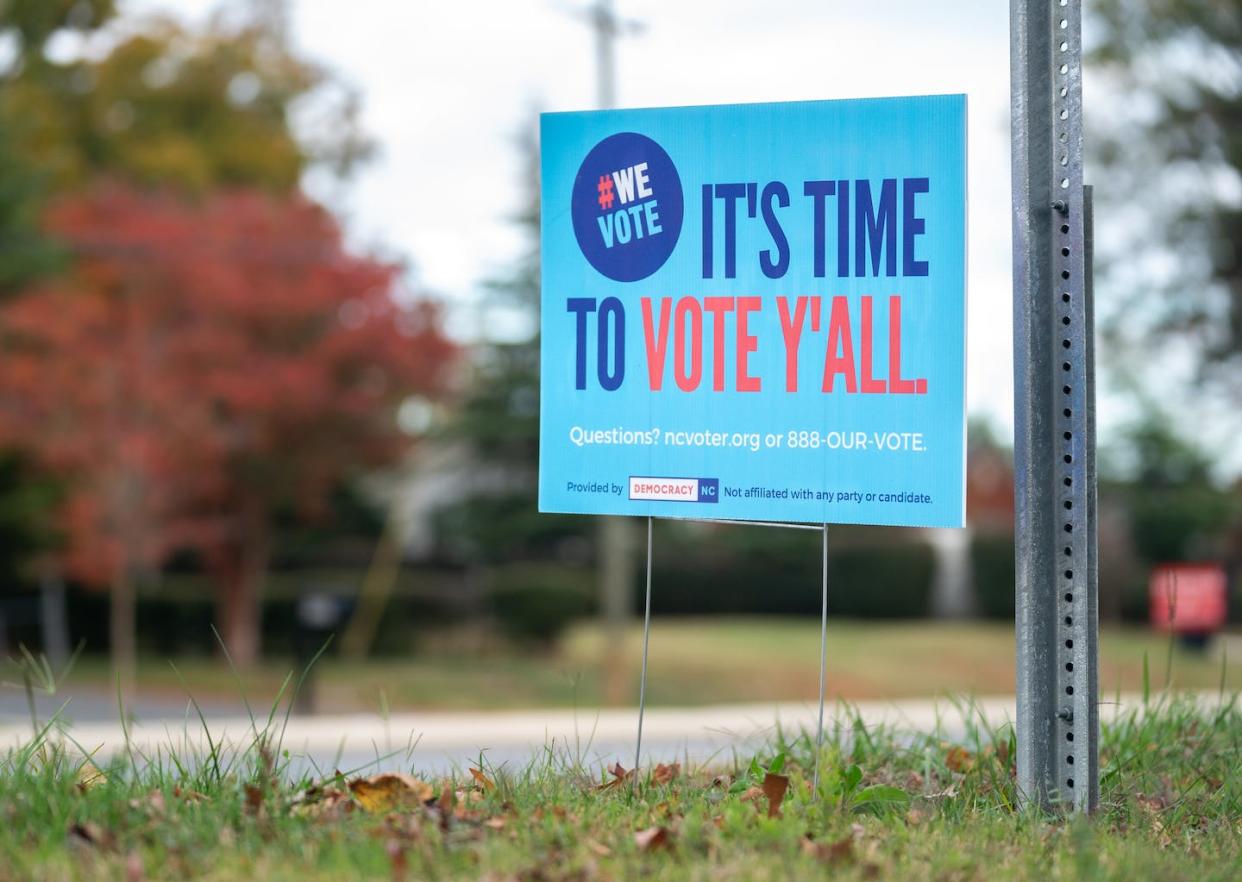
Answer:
[0,183,455,667]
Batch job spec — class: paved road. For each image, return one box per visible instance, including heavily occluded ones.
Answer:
[2,692,1204,777]
[3,694,1001,777]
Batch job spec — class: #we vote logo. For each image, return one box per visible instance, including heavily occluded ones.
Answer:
[571,132,683,282]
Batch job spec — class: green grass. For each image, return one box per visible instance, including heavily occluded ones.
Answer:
[0,686,1238,881]
[60,619,1242,711]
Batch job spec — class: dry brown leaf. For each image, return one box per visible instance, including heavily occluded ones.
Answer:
[386,838,408,882]
[125,850,145,882]
[68,821,112,850]
[634,825,672,852]
[75,760,107,793]
[244,784,265,816]
[586,839,612,857]
[762,772,790,818]
[291,787,353,821]
[173,786,208,803]
[651,762,680,785]
[469,767,496,791]
[595,762,633,792]
[349,773,434,813]
[484,816,507,830]
[802,833,855,864]
[129,790,166,816]
[945,746,974,773]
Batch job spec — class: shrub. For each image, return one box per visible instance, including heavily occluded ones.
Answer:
[487,563,594,646]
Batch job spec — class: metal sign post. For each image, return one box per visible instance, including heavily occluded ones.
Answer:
[1011,0,1099,812]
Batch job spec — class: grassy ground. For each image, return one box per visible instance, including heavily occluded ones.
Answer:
[59,619,1242,711]
[0,689,1237,881]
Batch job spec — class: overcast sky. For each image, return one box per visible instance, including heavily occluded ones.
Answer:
[124,0,1021,431]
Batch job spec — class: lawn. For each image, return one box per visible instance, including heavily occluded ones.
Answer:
[58,619,1242,712]
[0,690,1236,881]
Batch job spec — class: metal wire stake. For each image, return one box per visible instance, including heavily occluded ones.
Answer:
[633,515,654,794]
[811,523,829,801]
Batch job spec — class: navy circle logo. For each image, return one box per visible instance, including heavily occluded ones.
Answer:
[571,132,683,282]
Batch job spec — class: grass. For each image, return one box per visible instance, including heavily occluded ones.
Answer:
[0,680,1237,881]
[53,619,1242,711]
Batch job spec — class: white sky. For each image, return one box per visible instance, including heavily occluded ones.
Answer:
[123,0,1021,433]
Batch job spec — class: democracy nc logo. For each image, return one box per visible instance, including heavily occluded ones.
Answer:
[571,131,683,282]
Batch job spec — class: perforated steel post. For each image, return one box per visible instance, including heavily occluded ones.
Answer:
[1010,0,1099,812]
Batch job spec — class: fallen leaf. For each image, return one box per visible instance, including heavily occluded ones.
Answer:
[244,784,264,816]
[469,768,495,792]
[945,746,974,773]
[386,838,408,882]
[68,821,112,850]
[349,773,434,813]
[595,763,633,792]
[75,760,107,793]
[129,790,166,816]
[634,825,672,852]
[586,839,612,857]
[651,762,680,785]
[125,851,145,882]
[173,786,208,803]
[291,787,353,821]
[762,772,790,818]
[802,833,854,864]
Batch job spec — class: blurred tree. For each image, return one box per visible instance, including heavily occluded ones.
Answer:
[0,12,369,195]
[1115,411,1236,565]
[0,184,455,667]
[434,116,591,637]
[1089,1,1242,398]
[0,2,375,673]
[438,117,584,563]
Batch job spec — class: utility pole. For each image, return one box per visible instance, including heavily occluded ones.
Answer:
[1011,0,1099,812]
[576,0,643,703]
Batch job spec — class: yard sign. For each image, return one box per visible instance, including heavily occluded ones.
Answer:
[539,96,967,527]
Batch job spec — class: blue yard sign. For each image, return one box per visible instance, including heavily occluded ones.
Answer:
[539,95,967,528]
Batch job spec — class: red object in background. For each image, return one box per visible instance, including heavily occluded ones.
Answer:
[1149,564,1228,633]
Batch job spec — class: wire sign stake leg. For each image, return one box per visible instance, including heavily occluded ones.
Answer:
[811,524,829,801]
[633,516,654,794]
